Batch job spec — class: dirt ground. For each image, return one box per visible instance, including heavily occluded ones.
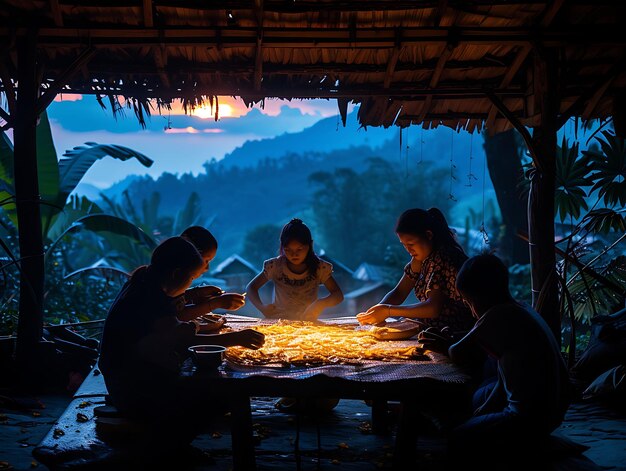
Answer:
[1,391,626,471]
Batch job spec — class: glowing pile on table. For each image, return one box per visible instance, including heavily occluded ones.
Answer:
[226,320,420,366]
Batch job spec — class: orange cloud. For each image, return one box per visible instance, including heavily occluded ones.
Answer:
[54,93,83,102]
[163,126,224,134]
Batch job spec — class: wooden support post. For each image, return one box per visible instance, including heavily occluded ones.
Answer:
[528,47,560,342]
[14,31,46,387]
[230,395,256,471]
[393,401,418,470]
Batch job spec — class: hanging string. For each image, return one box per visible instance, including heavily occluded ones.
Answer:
[162,109,172,131]
[405,125,410,177]
[448,128,457,202]
[465,133,478,187]
[336,112,340,131]
[419,127,424,165]
[480,139,490,247]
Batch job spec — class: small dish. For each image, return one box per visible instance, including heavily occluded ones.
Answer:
[188,345,226,369]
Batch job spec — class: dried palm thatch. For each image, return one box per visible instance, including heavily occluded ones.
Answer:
[0,1,625,132]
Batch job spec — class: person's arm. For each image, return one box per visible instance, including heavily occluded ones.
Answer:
[357,286,443,325]
[380,270,415,305]
[185,285,223,304]
[195,328,265,349]
[356,271,415,325]
[448,328,481,366]
[177,293,246,321]
[302,275,344,321]
[246,271,271,316]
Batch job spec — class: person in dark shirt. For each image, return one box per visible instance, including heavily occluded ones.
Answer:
[448,254,571,455]
[99,237,264,448]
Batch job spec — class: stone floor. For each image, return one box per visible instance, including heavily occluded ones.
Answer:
[1,391,626,471]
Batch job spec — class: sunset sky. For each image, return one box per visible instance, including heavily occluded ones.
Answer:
[47,94,355,188]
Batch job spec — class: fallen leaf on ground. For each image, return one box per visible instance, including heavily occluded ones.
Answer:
[77,401,91,409]
[0,461,13,470]
[211,432,222,439]
[337,442,349,449]
[53,428,65,438]
[76,413,89,423]
[30,461,38,468]
[358,421,372,433]
[31,412,41,417]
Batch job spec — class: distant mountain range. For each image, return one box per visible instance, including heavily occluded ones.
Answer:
[219,109,393,168]
[79,110,495,264]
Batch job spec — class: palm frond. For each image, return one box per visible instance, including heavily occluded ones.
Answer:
[58,143,153,208]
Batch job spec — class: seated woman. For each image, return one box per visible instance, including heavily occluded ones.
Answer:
[357,208,474,334]
[448,254,571,456]
[99,237,264,451]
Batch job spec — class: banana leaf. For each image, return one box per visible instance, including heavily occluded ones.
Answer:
[64,264,130,281]
[172,191,203,235]
[0,132,15,212]
[36,113,61,207]
[46,195,104,243]
[46,213,157,261]
[57,143,153,210]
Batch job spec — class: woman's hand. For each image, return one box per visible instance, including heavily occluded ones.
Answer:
[303,301,323,321]
[356,304,391,325]
[262,303,285,318]
[233,329,265,350]
[211,293,246,311]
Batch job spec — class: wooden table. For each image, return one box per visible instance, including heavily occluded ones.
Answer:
[183,315,472,471]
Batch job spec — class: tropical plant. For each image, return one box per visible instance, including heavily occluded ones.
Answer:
[0,113,157,258]
[0,112,157,332]
[536,129,626,363]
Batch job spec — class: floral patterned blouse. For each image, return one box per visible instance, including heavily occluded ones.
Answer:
[403,247,474,333]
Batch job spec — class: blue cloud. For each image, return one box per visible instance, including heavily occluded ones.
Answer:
[47,99,321,137]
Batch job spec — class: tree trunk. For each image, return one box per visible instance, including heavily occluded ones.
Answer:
[14,33,45,388]
[482,129,529,265]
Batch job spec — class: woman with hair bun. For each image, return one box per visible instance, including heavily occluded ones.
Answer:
[357,208,474,333]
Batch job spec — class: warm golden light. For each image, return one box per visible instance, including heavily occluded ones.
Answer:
[194,103,233,119]
[227,321,421,366]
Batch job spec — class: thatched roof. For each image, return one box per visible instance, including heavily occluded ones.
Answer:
[1,1,626,132]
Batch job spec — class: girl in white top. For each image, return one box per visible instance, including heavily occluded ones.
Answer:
[246,218,344,321]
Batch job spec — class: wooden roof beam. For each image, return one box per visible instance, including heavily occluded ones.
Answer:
[143,0,154,28]
[35,85,523,100]
[383,31,402,89]
[49,0,63,27]
[36,47,97,114]
[52,0,602,13]
[487,91,542,172]
[253,0,263,91]
[42,57,520,75]
[557,62,624,128]
[485,0,565,131]
[153,46,170,89]
[13,26,626,49]
[416,8,459,122]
